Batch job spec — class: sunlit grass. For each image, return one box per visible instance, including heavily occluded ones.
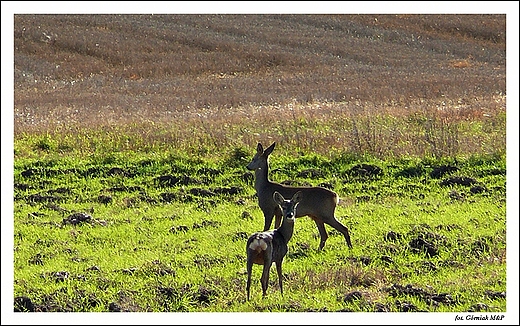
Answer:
[13,146,506,312]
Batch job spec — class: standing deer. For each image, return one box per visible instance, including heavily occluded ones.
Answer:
[246,142,352,250]
[246,191,302,300]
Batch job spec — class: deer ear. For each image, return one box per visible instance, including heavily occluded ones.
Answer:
[292,191,303,204]
[264,142,276,156]
[273,191,284,205]
[256,143,264,153]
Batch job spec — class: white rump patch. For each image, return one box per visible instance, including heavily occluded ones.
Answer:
[249,238,268,251]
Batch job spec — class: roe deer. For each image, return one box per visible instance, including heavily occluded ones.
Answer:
[246,191,302,300]
[246,142,352,250]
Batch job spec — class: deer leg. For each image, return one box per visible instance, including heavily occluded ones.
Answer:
[275,260,284,296]
[314,219,328,250]
[260,260,271,297]
[263,211,275,231]
[325,217,353,248]
[246,253,254,301]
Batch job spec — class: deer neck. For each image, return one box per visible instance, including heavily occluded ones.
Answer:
[254,161,272,192]
[277,219,295,244]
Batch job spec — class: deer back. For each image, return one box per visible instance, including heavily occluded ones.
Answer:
[263,184,338,219]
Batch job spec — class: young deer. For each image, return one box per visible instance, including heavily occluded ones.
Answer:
[246,142,352,250]
[246,191,302,300]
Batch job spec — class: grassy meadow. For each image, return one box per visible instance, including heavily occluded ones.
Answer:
[12,147,507,314]
[6,12,515,322]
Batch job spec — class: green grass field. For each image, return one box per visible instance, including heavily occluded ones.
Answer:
[11,144,507,312]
